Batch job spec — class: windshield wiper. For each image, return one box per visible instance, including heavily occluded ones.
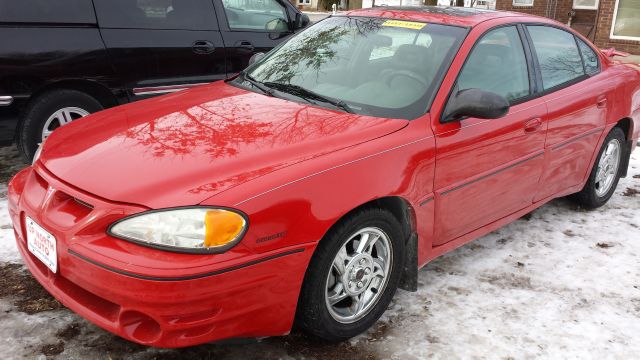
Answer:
[240,71,274,97]
[262,82,354,114]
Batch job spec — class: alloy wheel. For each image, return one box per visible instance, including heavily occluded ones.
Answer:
[595,138,621,197]
[41,107,90,141]
[324,227,393,324]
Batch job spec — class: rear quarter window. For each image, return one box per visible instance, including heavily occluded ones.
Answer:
[576,38,600,76]
[0,0,96,24]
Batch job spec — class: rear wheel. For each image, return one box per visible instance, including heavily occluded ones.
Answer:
[18,90,102,161]
[572,127,626,209]
[296,208,405,342]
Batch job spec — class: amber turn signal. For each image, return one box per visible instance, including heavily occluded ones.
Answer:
[204,210,246,247]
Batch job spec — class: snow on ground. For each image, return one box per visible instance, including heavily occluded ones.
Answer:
[0,185,21,263]
[0,144,638,359]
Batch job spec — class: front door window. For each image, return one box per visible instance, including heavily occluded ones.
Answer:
[222,0,288,31]
[455,26,530,103]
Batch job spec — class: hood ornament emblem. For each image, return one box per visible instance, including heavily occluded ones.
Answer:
[42,186,56,210]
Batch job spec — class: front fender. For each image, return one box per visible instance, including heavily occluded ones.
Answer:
[203,117,436,263]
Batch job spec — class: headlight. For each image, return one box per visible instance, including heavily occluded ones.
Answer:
[108,207,248,253]
[32,142,44,165]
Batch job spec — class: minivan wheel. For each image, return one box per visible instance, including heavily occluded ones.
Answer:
[296,208,405,342]
[18,90,103,161]
[572,127,626,209]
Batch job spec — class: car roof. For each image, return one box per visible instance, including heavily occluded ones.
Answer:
[341,6,531,27]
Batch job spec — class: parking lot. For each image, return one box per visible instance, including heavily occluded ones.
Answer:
[2,1,640,358]
[1,144,639,359]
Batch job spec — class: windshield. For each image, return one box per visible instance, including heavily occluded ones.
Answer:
[239,16,467,119]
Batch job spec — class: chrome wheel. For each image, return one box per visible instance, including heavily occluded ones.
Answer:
[41,107,89,141]
[595,138,621,197]
[325,227,392,324]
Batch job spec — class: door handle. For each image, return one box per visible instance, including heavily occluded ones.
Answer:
[192,40,215,54]
[236,41,255,51]
[597,97,608,109]
[524,117,543,133]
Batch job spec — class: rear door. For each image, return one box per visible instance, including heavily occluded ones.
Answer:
[431,25,548,246]
[214,0,295,74]
[524,25,611,201]
[94,0,227,100]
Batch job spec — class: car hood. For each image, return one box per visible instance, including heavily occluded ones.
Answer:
[41,82,409,209]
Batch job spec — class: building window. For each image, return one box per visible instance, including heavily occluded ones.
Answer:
[611,0,640,41]
[573,0,599,9]
[512,0,533,6]
[298,0,311,4]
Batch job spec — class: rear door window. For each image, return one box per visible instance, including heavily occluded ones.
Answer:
[94,0,217,30]
[0,0,95,24]
[527,26,585,90]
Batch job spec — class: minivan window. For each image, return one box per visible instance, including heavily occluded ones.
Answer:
[527,26,585,90]
[457,26,530,103]
[0,0,95,24]
[94,0,217,30]
[222,0,288,31]
[576,38,600,76]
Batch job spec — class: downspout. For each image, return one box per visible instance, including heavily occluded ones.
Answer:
[545,0,551,19]
[591,2,601,42]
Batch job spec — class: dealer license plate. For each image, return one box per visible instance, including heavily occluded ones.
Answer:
[26,217,57,273]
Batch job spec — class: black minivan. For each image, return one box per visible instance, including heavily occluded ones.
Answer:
[0,0,309,160]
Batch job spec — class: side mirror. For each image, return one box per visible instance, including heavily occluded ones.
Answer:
[294,13,310,29]
[443,89,510,123]
[266,18,289,32]
[248,52,265,66]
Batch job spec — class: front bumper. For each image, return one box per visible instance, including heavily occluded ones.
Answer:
[7,166,314,348]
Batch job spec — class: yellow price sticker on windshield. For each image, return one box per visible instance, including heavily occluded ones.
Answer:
[381,20,426,30]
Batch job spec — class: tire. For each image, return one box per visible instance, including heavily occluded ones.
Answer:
[572,127,626,209]
[295,208,405,342]
[17,89,103,161]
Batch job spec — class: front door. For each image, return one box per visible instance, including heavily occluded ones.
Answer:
[431,25,548,246]
[215,0,295,74]
[94,0,227,100]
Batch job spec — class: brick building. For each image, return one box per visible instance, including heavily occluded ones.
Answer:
[495,0,640,54]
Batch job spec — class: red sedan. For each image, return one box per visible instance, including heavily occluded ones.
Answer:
[7,7,640,348]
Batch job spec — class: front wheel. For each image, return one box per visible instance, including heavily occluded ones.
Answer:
[18,90,103,161]
[295,208,405,342]
[572,127,626,209]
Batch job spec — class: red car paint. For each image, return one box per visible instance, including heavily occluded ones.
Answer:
[7,8,640,347]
